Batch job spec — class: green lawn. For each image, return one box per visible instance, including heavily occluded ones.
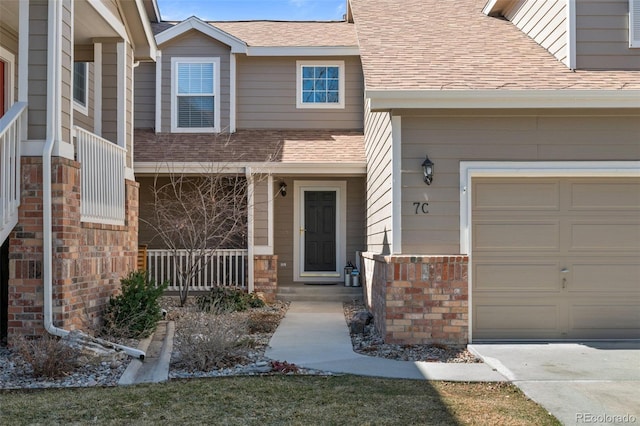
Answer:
[0,376,559,425]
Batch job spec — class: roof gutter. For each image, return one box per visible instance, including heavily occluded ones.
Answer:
[43,0,144,359]
[366,89,640,111]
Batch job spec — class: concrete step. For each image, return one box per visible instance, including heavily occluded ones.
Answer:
[277,284,363,303]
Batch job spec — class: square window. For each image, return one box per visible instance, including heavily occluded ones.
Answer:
[297,61,345,109]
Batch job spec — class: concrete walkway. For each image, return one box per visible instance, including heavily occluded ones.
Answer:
[265,301,506,382]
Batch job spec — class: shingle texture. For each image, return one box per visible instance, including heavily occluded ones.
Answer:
[349,0,640,90]
[134,129,366,164]
[152,20,358,47]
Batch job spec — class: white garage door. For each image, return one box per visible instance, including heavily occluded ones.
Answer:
[472,177,640,340]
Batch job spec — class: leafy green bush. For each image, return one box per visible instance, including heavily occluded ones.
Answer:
[196,287,264,313]
[103,271,167,338]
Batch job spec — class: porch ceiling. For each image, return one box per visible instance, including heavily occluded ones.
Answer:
[134,129,366,166]
[0,2,126,47]
[0,1,19,34]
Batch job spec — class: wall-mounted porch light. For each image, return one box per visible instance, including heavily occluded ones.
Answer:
[422,156,434,185]
[279,181,287,197]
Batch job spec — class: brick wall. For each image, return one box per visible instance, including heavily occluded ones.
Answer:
[7,157,138,341]
[361,252,468,345]
[253,255,278,302]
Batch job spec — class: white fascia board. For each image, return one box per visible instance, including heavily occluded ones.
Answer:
[246,46,360,56]
[482,0,499,15]
[367,89,640,110]
[155,17,247,53]
[87,0,129,42]
[134,0,159,59]
[134,162,367,175]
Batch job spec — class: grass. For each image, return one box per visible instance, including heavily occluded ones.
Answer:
[0,376,559,425]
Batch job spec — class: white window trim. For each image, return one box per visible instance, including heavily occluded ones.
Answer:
[72,62,89,116]
[296,60,345,109]
[171,57,220,133]
[631,0,640,48]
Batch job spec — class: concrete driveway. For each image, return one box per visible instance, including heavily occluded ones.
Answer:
[469,342,640,426]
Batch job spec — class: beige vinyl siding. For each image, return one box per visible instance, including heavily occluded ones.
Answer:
[60,0,72,144]
[505,0,568,66]
[159,32,231,132]
[27,0,49,140]
[126,43,133,169]
[273,176,365,286]
[101,43,118,144]
[134,61,156,129]
[235,55,364,130]
[254,178,269,246]
[364,100,393,254]
[576,0,640,69]
[73,62,95,131]
[400,109,640,254]
[0,26,18,103]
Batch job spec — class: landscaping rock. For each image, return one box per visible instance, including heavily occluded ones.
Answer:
[349,311,373,334]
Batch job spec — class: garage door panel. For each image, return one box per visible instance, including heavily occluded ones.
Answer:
[571,262,640,293]
[474,181,559,210]
[570,223,640,251]
[570,181,640,211]
[474,261,560,291]
[474,222,560,251]
[474,304,562,339]
[569,304,640,339]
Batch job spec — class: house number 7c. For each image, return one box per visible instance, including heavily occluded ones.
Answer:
[413,202,429,214]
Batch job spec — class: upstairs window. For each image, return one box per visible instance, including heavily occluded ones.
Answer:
[73,62,89,115]
[171,57,220,132]
[296,60,345,109]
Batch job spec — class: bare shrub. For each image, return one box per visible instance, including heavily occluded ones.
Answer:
[247,311,282,334]
[13,335,80,379]
[172,312,255,372]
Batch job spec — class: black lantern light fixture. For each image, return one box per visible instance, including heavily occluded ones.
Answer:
[279,181,287,197]
[422,156,434,185]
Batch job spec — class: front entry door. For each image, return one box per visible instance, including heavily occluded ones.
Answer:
[304,191,336,271]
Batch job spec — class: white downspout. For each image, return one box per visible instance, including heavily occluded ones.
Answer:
[246,167,254,293]
[42,1,144,359]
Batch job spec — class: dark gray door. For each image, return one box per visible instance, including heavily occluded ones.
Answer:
[304,191,336,272]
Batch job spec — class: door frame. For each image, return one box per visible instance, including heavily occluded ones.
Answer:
[293,180,346,282]
[0,46,15,116]
[460,161,640,342]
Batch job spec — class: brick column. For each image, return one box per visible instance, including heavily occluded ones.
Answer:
[361,253,469,345]
[253,255,278,302]
[8,158,139,342]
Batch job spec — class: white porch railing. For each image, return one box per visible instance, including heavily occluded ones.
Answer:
[147,249,248,291]
[74,126,126,225]
[0,102,27,245]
